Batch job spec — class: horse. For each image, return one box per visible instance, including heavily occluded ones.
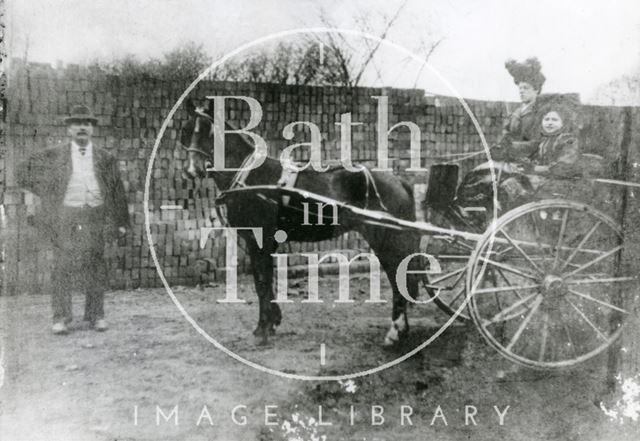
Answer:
[180,98,424,346]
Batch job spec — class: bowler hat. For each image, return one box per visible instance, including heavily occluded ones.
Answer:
[64,105,98,125]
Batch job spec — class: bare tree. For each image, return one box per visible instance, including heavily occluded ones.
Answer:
[89,5,442,88]
[91,42,212,81]
[590,70,640,106]
[209,40,354,87]
[210,2,442,88]
[310,0,443,88]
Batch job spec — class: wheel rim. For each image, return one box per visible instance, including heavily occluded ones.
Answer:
[467,200,635,369]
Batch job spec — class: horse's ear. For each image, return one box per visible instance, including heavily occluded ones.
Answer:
[186,98,196,116]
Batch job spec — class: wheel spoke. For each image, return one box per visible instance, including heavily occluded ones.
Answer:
[564,298,608,342]
[447,286,466,308]
[436,255,471,260]
[567,289,630,314]
[539,312,549,362]
[562,246,623,279]
[449,268,466,289]
[559,221,601,272]
[478,256,539,281]
[483,293,539,325]
[496,245,515,256]
[454,240,475,251]
[494,267,525,301]
[499,230,544,274]
[474,284,541,295]
[506,295,543,351]
[564,276,637,286]
[530,212,554,258]
[488,267,503,311]
[430,267,466,285]
[561,321,579,357]
[553,209,569,269]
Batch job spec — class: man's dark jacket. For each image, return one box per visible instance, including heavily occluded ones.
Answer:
[17,144,130,240]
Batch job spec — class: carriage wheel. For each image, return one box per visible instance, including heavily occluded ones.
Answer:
[467,200,636,369]
[422,206,498,321]
[422,235,473,321]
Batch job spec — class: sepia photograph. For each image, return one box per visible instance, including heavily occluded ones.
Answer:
[1,1,639,440]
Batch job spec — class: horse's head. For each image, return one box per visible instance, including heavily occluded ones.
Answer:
[180,98,215,179]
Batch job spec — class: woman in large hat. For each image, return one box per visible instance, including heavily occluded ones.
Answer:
[492,57,546,161]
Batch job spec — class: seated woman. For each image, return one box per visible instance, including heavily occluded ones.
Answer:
[527,105,582,178]
[456,97,582,214]
[492,57,546,160]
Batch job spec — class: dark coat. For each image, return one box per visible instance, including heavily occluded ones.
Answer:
[17,143,130,240]
[531,132,582,178]
[502,102,540,143]
[491,102,540,162]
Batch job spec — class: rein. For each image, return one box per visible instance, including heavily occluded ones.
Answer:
[183,110,390,212]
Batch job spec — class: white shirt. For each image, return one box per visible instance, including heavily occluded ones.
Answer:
[63,141,104,207]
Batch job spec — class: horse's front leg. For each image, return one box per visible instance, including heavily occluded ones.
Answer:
[246,240,281,345]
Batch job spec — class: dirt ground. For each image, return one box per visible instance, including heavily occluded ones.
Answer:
[0,275,638,441]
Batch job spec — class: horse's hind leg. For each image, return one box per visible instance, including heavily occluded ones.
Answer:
[364,228,421,347]
[244,235,282,344]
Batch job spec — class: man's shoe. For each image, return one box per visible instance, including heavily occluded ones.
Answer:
[52,322,69,335]
[94,319,108,332]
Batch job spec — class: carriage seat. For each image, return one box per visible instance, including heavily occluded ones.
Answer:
[424,164,459,208]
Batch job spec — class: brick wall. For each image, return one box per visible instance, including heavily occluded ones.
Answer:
[0,60,633,294]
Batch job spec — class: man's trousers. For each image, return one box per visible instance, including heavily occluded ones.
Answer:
[50,206,107,324]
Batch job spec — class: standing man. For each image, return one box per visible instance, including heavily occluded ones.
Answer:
[17,105,129,334]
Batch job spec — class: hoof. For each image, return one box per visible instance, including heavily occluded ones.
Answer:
[383,335,398,348]
[253,323,276,345]
[270,304,282,326]
[253,323,277,336]
[383,315,408,347]
[253,327,269,346]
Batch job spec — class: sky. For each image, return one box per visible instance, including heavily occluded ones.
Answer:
[7,0,640,103]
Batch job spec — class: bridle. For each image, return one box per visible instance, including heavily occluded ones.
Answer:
[181,109,216,161]
[181,109,259,190]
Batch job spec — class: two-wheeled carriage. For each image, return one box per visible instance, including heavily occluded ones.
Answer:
[217,159,636,370]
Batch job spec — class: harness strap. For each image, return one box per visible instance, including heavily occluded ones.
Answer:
[277,166,300,207]
[228,151,258,189]
[359,166,389,212]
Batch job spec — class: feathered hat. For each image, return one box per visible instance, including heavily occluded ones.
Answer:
[505,57,546,91]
